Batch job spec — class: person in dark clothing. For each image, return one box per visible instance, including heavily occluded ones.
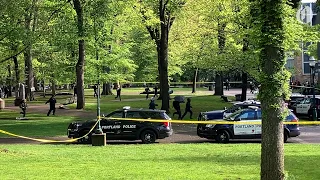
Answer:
[93,85,98,97]
[225,79,230,91]
[4,86,9,98]
[149,98,158,110]
[19,99,27,117]
[46,95,57,116]
[181,98,193,120]
[249,82,254,94]
[145,86,150,99]
[73,86,77,97]
[172,100,182,119]
[115,87,121,101]
[154,86,158,97]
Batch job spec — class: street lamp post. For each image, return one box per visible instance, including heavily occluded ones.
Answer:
[309,56,317,121]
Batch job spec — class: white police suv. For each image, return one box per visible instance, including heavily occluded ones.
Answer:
[197,107,300,143]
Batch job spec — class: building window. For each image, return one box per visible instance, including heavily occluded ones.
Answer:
[299,1,317,74]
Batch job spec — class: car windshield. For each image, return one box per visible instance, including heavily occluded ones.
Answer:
[225,105,241,113]
[225,109,245,121]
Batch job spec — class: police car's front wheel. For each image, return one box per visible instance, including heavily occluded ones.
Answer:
[141,130,156,144]
[215,130,230,143]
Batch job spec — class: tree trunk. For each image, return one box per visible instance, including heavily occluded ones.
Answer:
[214,20,226,96]
[24,12,34,101]
[13,54,20,86]
[158,0,170,112]
[73,0,85,109]
[7,65,12,97]
[76,40,85,109]
[51,80,56,95]
[241,72,247,101]
[192,68,198,93]
[101,83,113,95]
[258,1,286,179]
[214,72,223,95]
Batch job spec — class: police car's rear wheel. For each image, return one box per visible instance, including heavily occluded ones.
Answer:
[141,130,156,144]
[215,130,230,143]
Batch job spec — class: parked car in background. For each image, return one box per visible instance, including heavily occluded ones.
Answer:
[67,106,173,144]
[198,100,261,120]
[295,97,320,120]
[197,107,300,143]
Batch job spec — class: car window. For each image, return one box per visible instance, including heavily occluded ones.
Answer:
[143,111,162,119]
[126,111,142,118]
[257,111,262,119]
[106,111,123,118]
[236,110,256,120]
[303,98,311,104]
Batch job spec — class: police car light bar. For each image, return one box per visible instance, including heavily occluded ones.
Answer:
[123,106,131,110]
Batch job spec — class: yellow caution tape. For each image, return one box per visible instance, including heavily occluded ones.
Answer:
[0,119,100,143]
[103,117,320,125]
[1,117,319,143]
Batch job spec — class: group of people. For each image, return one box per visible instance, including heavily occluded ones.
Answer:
[148,97,193,120]
[0,86,10,98]
[17,95,57,118]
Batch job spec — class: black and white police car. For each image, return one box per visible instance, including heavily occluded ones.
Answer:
[67,106,173,144]
[198,100,261,120]
[197,107,300,143]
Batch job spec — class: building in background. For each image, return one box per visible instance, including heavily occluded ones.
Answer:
[288,0,318,84]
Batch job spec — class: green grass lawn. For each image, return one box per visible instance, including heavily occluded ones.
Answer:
[0,111,81,138]
[0,144,319,180]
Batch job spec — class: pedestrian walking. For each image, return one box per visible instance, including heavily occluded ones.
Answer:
[115,86,121,101]
[73,85,77,97]
[149,97,158,110]
[46,95,57,116]
[172,100,182,119]
[93,85,98,97]
[19,99,27,118]
[4,86,9,98]
[181,98,193,120]
[145,86,150,99]
[249,82,254,94]
[225,79,230,91]
[154,85,158,98]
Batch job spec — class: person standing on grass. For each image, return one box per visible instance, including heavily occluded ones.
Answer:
[181,98,193,120]
[4,86,9,98]
[46,95,56,116]
[93,84,98,97]
[19,99,27,117]
[172,100,182,119]
[115,86,121,101]
[153,85,158,98]
[145,86,150,99]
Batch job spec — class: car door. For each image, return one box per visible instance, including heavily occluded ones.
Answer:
[121,111,141,137]
[233,110,257,136]
[296,98,307,114]
[255,110,262,135]
[102,111,123,138]
[301,98,311,114]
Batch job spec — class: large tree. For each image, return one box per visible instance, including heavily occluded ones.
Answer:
[138,0,185,111]
[257,0,292,179]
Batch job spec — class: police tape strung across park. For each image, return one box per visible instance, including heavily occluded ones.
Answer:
[0,117,320,143]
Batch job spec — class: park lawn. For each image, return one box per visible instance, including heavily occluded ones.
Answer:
[0,111,82,138]
[0,143,319,180]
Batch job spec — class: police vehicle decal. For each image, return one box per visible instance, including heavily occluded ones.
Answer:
[102,125,121,129]
[234,124,255,135]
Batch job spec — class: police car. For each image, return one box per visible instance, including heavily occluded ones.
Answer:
[67,106,173,144]
[198,100,261,120]
[197,107,300,143]
[295,97,320,119]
